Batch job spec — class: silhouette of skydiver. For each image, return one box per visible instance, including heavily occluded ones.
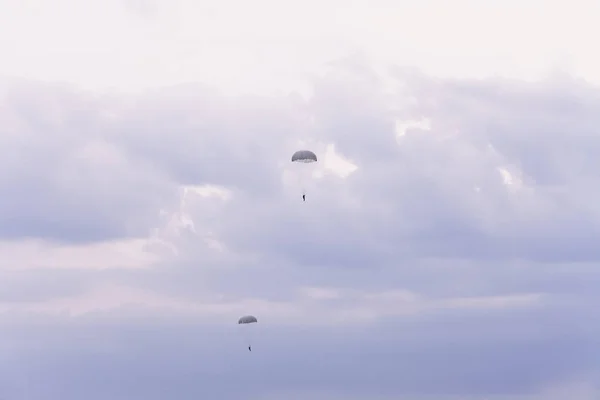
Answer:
[248,346,252,352]
[302,194,305,201]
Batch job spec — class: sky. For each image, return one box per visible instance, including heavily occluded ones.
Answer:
[0,0,599,399]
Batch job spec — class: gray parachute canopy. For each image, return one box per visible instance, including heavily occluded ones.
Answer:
[291,150,317,163]
[238,315,258,324]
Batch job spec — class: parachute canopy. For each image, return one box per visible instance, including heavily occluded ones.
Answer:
[291,150,317,163]
[238,315,258,324]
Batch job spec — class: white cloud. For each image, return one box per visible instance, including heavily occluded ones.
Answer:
[323,144,358,178]
[1,0,599,95]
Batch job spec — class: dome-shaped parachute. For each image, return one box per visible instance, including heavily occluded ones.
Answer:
[291,150,317,163]
[238,315,258,324]
[238,315,258,351]
[290,150,318,201]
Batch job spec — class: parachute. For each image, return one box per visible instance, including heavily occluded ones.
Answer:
[290,150,318,200]
[238,315,258,351]
[291,150,317,163]
[238,315,258,324]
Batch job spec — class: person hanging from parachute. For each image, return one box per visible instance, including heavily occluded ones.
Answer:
[291,150,318,202]
[238,315,258,352]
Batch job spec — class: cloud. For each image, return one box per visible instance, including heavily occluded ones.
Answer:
[0,59,598,399]
[3,0,600,93]
[121,0,160,18]
[0,79,177,243]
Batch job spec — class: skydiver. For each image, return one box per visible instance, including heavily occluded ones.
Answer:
[302,194,305,202]
[248,346,252,352]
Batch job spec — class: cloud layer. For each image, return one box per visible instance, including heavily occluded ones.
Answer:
[0,59,598,399]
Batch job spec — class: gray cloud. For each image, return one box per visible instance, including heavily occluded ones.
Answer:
[0,303,596,400]
[0,60,598,399]
[0,79,176,243]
